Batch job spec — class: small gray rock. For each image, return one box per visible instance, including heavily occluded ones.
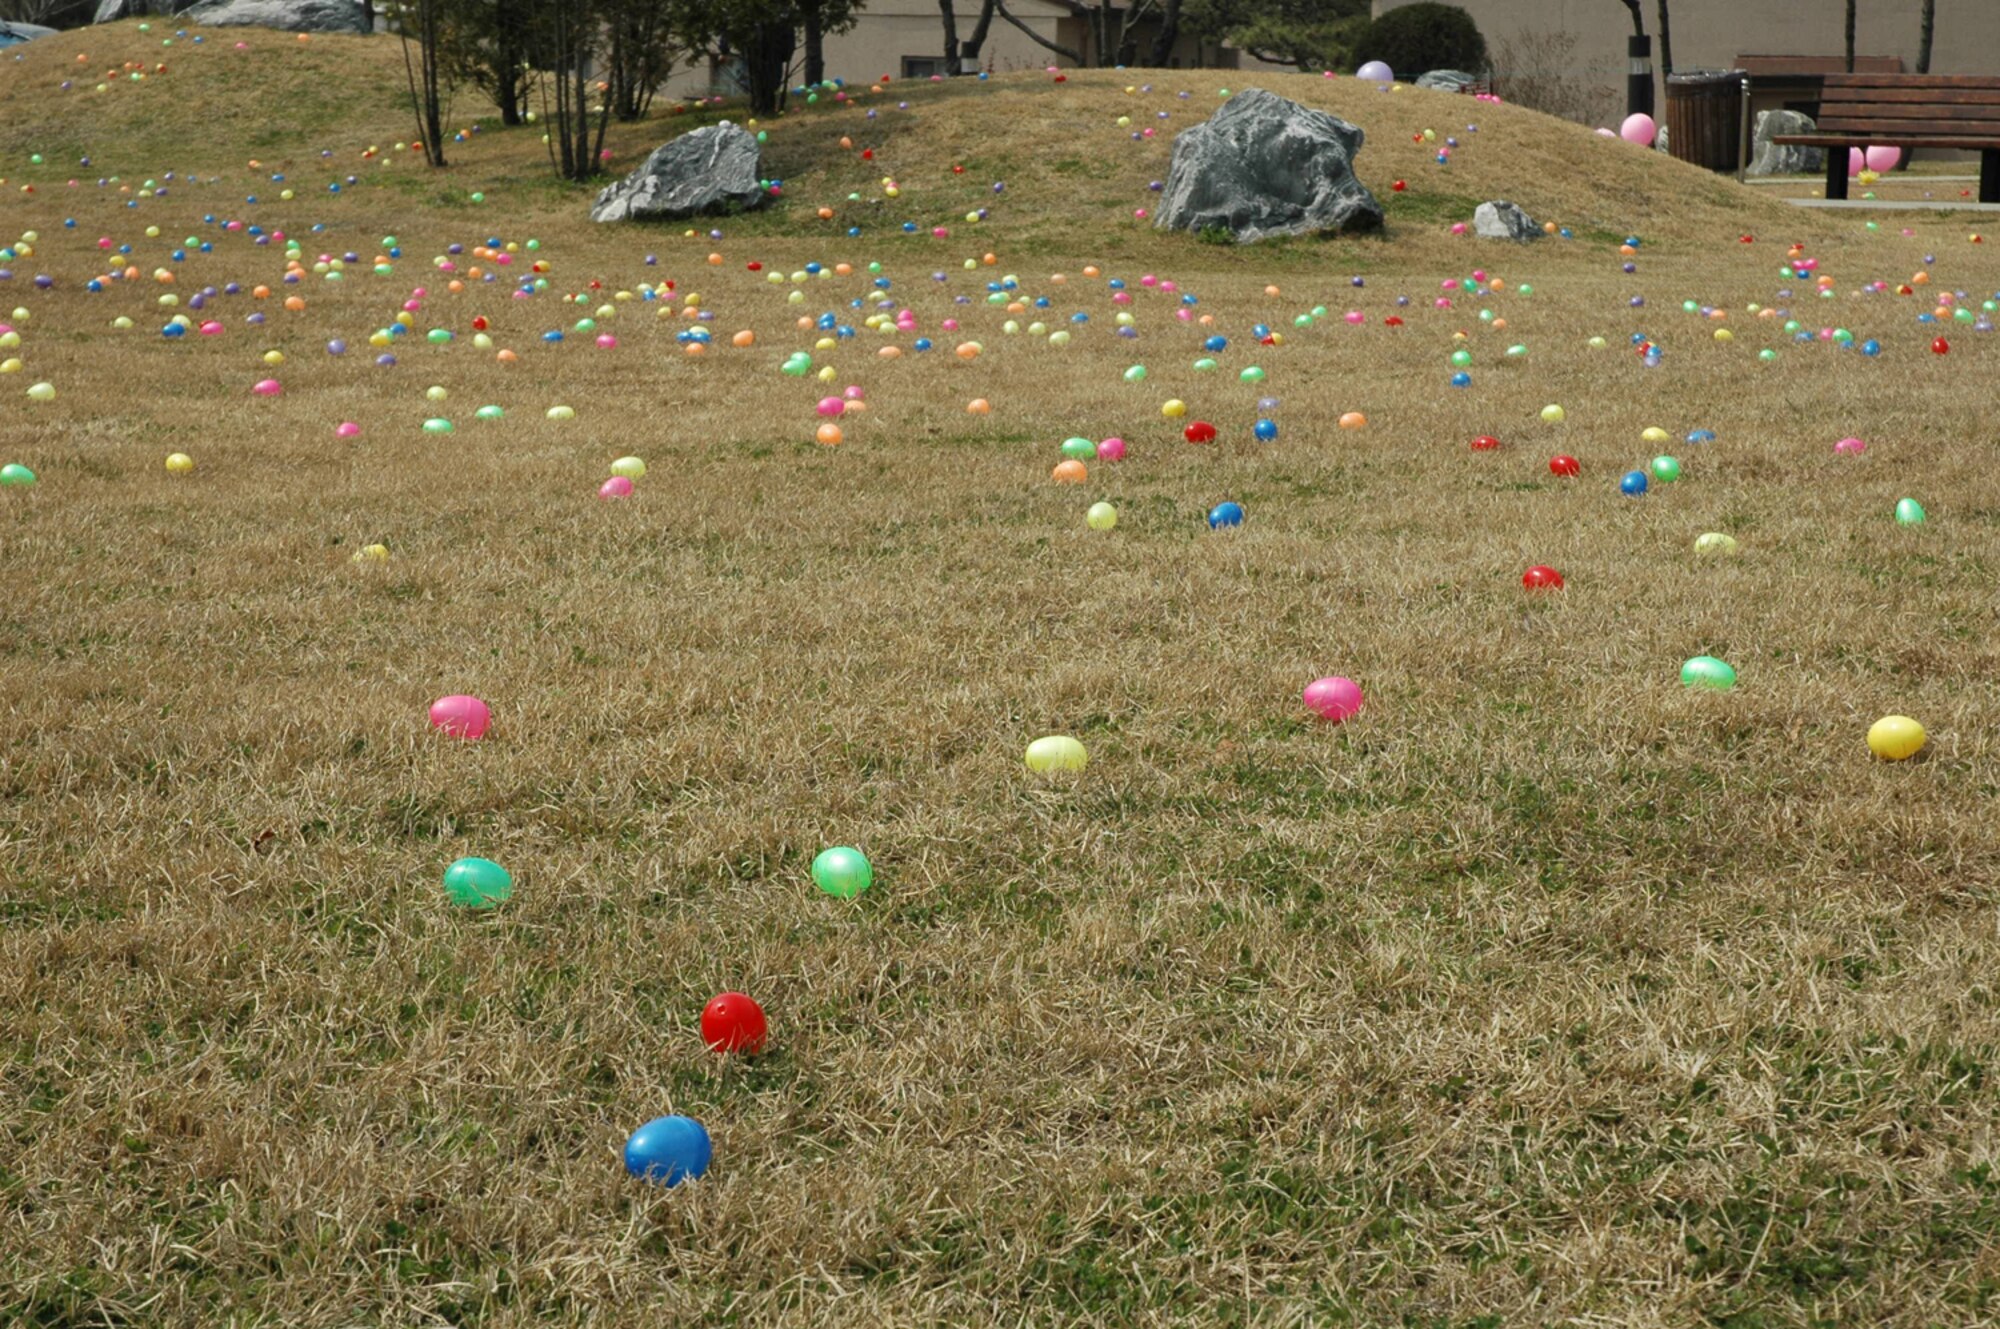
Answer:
[1748,109,1825,176]
[1154,87,1382,243]
[185,0,368,31]
[1415,69,1477,92]
[592,122,766,223]
[1473,200,1538,241]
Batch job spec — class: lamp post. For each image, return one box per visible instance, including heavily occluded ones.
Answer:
[1628,34,1655,117]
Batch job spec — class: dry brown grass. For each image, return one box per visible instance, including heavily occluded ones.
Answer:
[5,23,2000,1329]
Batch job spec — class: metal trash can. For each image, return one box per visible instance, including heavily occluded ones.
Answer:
[1665,69,1747,171]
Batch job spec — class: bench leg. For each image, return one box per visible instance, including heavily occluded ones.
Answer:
[1984,149,2000,204]
[1825,147,1849,201]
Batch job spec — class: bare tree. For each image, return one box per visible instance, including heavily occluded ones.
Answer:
[0,0,68,23]
[536,0,610,182]
[958,0,997,69]
[1917,0,1935,73]
[391,0,451,168]
[1491,30,1619,126]
[1654,0,1671,75]
[993,0,1082,62]
[1147,0,1182,65]
[1844,0,1856,72]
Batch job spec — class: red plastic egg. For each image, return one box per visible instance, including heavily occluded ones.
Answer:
[1522,565,1564,591]
[1470,434,1501,451]
[1184,420,1217,444]
[1549,454,1580,477]
[700,992,767,1054]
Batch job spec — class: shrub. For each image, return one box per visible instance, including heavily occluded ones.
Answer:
[1355,2,1488,78]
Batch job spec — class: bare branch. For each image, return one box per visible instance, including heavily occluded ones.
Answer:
[993,0,1084,63]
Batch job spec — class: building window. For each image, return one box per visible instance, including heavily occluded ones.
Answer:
[901,56,949,78]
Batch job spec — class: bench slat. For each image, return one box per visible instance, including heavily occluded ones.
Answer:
[1774,134,2000,149]
[1822,104,2000,119]
[1820,118,2000,136]
[1821,116,2000,134]
[1821,86,2000,104]
[1823,73,2000,89]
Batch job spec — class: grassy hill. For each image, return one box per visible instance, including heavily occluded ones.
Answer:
[3,19,1822,262]
[4,20,2000,1329]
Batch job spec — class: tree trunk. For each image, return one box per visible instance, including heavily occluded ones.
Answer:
[939,0,959,66]
[743,21,795,115]
[398,0,447,167]
[1917,0,1935,73]
[1845,0,1856,72]
[959,0,996,68]
[570,49,592,179]
[1147,0,1181,66]
[804,4,825,87]
[493,0,526,127]
[992,1,1083,64]
[1654,0,1672,75]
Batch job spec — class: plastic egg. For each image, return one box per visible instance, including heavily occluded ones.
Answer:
[1024,735,1088,773]
[1303,676,1363,722]
[1866,715,1926,760]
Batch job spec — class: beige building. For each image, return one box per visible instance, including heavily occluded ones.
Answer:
[1374,0,2000,126]
[664,0,1291,101]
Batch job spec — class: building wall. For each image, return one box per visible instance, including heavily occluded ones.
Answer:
[1374,0,2000,123]
[663,0,1294,101]
[663,0,1089,99]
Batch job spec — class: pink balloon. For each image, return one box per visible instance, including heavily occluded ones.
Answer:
[1303,676,1364,723]
[1096,437,1126,461]
[1865,145,1901,172]
[598,476,633,499]
[1619,113,1656,146]
[1848,147,1865,177]
[1834,437,1866,455]
[429,694,491,740]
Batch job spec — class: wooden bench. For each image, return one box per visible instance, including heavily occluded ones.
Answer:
[1772,73,2000,202]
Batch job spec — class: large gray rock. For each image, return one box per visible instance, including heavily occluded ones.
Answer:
[1154,88,1382,242]
[1415,69,1477,92]
[1473,199,1538,241]
[185,0,368,31]
[1748,109,1825,176]
[591,123,766,223]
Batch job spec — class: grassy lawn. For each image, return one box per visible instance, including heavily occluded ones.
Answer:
[4,21,2000,1328]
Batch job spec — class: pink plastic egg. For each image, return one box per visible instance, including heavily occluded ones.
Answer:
[429,694,491,739]
[1303,676,1364,723]
[599,475,634,499]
